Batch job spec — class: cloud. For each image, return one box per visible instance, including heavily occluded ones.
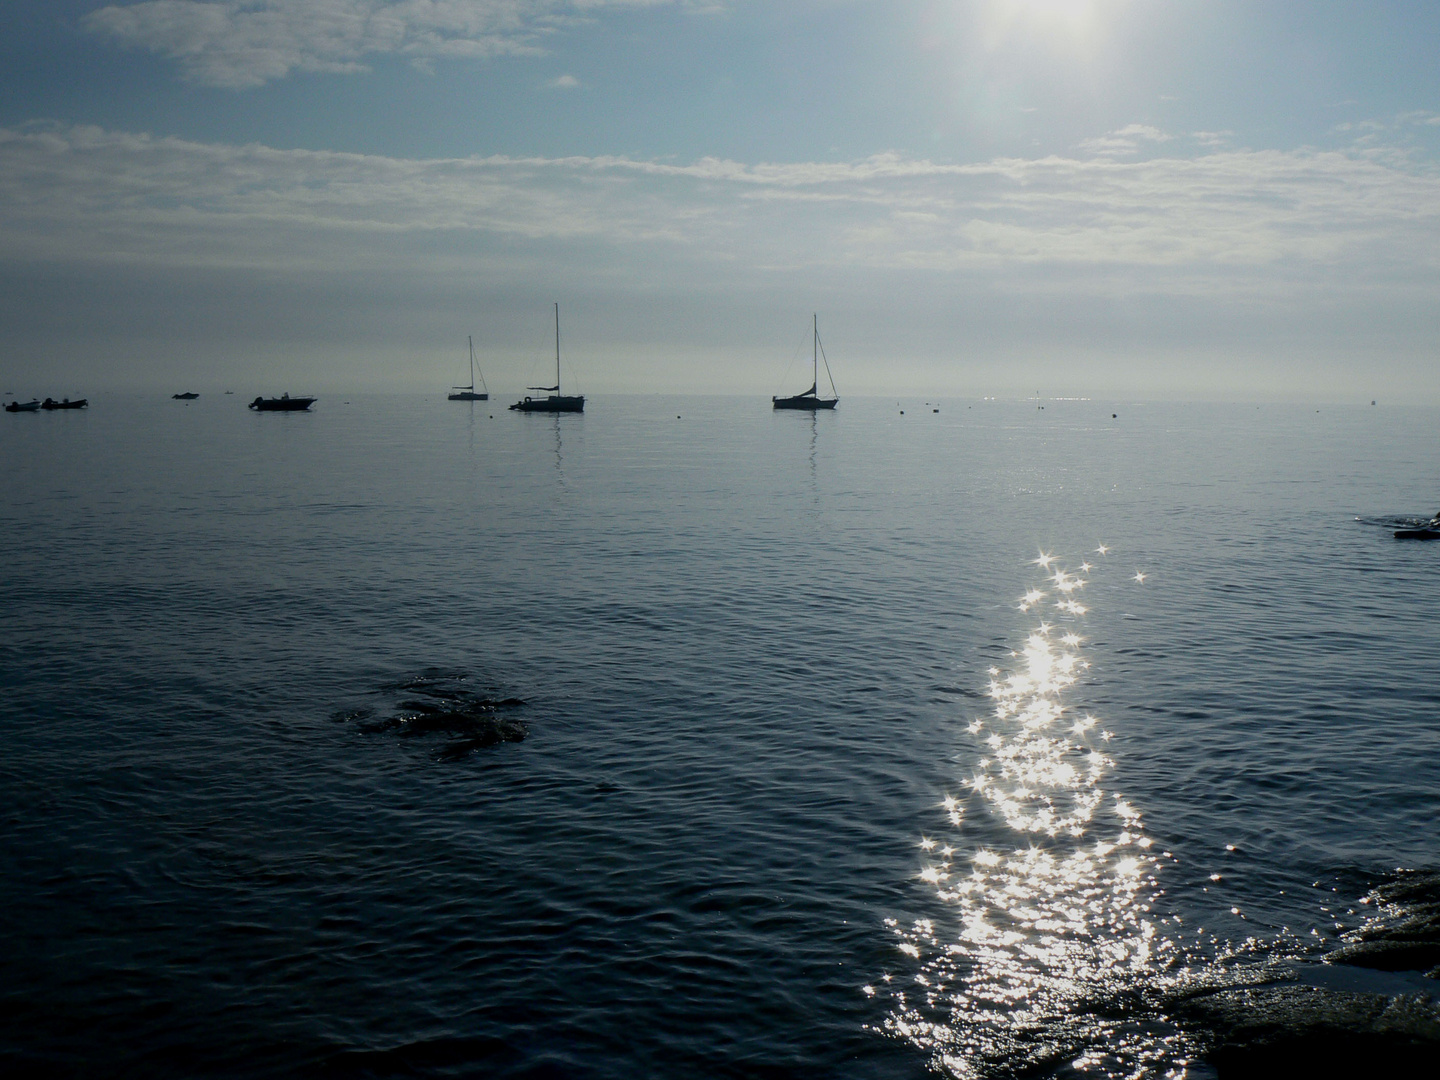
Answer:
[3,125,1439,297]
[5,124,1440,396]
[549,73,579,88]
[1078,124,1172,158]
[83,0,675,88]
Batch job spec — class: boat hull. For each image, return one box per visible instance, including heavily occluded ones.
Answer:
[1395,529,1440,540]
[773,395,837,410]
[448,392,489,401]
[249,396,316,411]
[510,395,584,413]
[42,398,88,410]
[5,400,42,412]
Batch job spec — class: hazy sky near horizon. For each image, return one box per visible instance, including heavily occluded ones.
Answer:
[3,1,1440,399]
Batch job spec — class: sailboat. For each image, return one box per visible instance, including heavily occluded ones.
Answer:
[773,314,838,410]
[448,336,489,401]
[510,303,584,413]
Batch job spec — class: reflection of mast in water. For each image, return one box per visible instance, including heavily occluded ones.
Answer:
[552,413,564,484]
[880,553,1190,1078]
[808,410,818,494]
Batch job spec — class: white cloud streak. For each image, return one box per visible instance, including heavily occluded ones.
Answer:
[2,125,1439,293]
[83,0,674,88]
[1078,124,1172,157]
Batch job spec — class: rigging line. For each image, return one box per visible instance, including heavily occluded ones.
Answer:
[774,326,811,397]
[816,331,838,397]
[475,336,490,394]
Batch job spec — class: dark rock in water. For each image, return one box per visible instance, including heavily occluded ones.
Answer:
[1177,870,1440,1077]
[1177,985,1440,1078]
[1326,870,1440,975]
[1327,939,1440,972]
[338,672,527,760]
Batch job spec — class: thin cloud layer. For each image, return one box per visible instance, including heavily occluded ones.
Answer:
[3,125,1439,292]
[83,0,673,88]
[1078,124,1173,157]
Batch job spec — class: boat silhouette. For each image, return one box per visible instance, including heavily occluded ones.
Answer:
[773,314,838,410]
[448,337,489,401]
[249,393,315,412]
[510,304,584,413]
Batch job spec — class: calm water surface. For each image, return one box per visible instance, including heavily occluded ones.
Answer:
[2,394,1438,1078]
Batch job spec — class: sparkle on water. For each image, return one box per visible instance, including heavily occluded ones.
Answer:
[881,552,1209,1078]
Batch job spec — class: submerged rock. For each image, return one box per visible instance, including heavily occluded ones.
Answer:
[337,671,527,760]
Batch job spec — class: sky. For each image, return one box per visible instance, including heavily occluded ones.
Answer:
[3,0,1440,399]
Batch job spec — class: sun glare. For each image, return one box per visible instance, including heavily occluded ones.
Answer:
[1004,0,1095,22]
[979,0,1118,55]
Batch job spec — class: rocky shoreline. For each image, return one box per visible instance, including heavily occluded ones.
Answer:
[1174,871,1440,1078]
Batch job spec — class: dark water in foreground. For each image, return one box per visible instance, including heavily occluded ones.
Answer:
[2,394,1438,1078]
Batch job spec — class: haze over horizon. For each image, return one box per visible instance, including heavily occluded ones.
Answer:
[3,1,1439,402]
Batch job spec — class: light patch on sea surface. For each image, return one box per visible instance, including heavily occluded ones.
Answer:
[876,551,1216,1078]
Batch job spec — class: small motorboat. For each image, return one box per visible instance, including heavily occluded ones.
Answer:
[41,397,88,410]
[249,393,316,412]
[173,392,199,400]
[5,399,41,412]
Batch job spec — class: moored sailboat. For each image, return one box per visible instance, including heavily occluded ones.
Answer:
[510,303,584,413]
[448,337,489,401]
[773,314,838,410]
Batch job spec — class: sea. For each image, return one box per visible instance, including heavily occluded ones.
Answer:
[2,392,1438,1079]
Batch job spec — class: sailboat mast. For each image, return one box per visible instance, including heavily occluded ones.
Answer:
[555,302,561,393]
[468,335,475,390]
[813,313,818,395]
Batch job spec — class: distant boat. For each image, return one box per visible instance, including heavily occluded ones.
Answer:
[510,303,584,413]
[173,392,199,400]
[41,397,87,410]
[448,336,489,401]
[249,393,315,412]
[5,399,41,413]
[773,314,838,410]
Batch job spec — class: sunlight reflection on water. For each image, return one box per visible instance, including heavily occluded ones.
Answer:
[879,551,1208,1079]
